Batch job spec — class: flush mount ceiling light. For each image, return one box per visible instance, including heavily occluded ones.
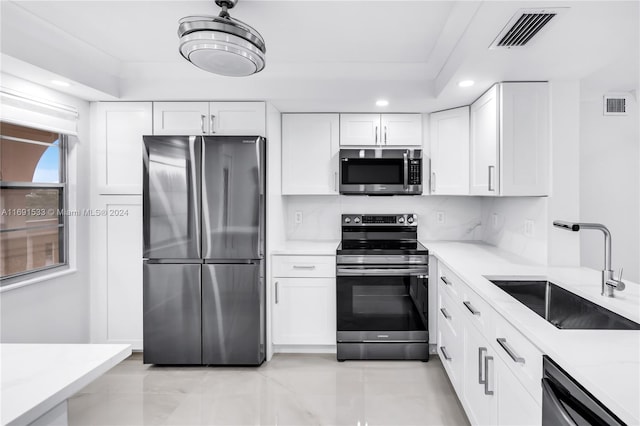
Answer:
[376,99,389,107]
[178,0,266,77]
[458,80,475,88]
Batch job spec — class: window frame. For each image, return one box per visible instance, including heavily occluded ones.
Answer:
[0,132,69,285]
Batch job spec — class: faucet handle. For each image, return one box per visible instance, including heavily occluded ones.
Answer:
[618,267,624,282]
[607,268,626,292]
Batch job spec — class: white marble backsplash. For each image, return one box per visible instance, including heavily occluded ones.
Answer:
[481,197,548,265]
[284,195,483,242]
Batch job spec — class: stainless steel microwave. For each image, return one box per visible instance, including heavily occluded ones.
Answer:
[339,149,423,195]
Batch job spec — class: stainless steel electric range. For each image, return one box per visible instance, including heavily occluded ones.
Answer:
[336,214,429,361]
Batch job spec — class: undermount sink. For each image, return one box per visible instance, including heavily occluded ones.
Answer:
[488,279,640,331]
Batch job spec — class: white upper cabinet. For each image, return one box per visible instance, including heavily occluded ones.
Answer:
[282,114,340,195]
[153,101,266,136]
[153,102,209,135]
[339,114,381,146]
[430,106,470,195]
[470,82,549,196]
[381,114,422,146]
[340,114,422,146]
[94,102,152,195]
[209,101,266,135]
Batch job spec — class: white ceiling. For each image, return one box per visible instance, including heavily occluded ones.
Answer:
[1,0,638,111]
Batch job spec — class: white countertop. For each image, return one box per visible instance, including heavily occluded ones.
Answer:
[1,343,132,425]
[272,240,339,255]
[424,241,640,425]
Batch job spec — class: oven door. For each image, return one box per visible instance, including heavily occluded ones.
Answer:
[336,265,428,342]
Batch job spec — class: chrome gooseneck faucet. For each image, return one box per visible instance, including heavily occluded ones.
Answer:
[553,221,625,297]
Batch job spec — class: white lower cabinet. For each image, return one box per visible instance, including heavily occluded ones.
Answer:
[437,260,542,426]
[271,255,336,346]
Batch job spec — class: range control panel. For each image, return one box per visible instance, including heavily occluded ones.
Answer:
[342,214,418,226]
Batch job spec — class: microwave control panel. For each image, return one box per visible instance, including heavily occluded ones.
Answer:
[409,160,422,185]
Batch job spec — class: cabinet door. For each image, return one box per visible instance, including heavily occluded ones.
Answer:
[430,107,470,194]
[500,82,549,196]
[92,197,143,350]
[153,102,209,135]
[463,321,497,425]
[470,85,499,195]
[282,114,340,195]
[339,114,380,146]
[272,277,336,345]
[94,102,152,195]
[209,101,266,136]
[381,114,422,146]
[496,357,542,425]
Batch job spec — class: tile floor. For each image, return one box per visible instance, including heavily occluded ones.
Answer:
[69,352,470,426]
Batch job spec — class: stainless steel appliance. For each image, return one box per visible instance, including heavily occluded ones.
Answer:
[336,214,429,361]
[142,135,265,365]
[339,149,423,195]
[542,356,624,425]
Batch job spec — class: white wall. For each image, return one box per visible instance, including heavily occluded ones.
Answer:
[0,73,91,343]
[284,195,483,242]
[579,96,639,282]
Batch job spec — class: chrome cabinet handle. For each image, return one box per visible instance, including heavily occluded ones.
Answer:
[334,172,338,192]
[293,265,316,270]
[496,338,525,364]
[384,126,388,144]
[463,301,481,316]
[210,115,216,134]
[439,346,452,361]
[488,165,495,192]
[440,307,451,320]
[478,347,487,384]
[200,114,206,134]
[431,172,436,192]
[440,276,451,286]
[275,281,279,304]
[375,126,378,145]
[484,355,494,395]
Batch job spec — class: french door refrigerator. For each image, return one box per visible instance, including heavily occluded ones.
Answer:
[142,135,265,365]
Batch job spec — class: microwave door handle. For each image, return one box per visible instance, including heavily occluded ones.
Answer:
[403,151,409,190]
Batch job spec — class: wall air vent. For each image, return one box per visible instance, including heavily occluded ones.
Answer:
[603,95,628,116]
[490,8,565,49]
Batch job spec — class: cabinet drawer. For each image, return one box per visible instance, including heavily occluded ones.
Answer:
[272,255,336,278]
[437,313,462,392]
[460,285,494,336]
[493,315,543,405]
[438,289,462,338]
[438,262,462,300]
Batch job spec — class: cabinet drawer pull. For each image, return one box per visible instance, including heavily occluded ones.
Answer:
[384,126,388,144]
[431,172,436,192]
[484,355,494,395]
[496,337,525,364]
[440,276,452,286]
[200,114,206,134]
[292,265,316,270]
[439,346,452,361]
[478,347,487,384]
[210,114,216,134]
[440,307,451,320]
[463,301,481,316]
[488,165,495,192]
[375,126,379,145]
[275,281,279,304]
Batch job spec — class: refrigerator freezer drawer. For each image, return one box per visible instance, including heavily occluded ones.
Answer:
[202,262,265,365]
[143,263,202,364]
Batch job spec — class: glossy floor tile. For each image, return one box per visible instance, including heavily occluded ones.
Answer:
[69,352,469,426]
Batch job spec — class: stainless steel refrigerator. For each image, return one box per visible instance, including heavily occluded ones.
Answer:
[142,135,265,365]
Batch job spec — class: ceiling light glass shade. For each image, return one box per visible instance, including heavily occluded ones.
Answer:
[178,15,266,76]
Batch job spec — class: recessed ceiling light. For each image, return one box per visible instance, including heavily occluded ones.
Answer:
[51,80,71,87]
[458,80,475,88]
[376,99,389,107]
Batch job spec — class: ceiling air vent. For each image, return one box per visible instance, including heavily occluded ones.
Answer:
[603,95,628,116]
[490,8,564,49]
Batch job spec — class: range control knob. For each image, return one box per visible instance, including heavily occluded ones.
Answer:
[354,217,361,224]
[407,217,414,224]
[344,217,351,223]
[398,217,405,224]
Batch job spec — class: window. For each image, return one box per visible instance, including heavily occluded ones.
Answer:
[0,122,67,283]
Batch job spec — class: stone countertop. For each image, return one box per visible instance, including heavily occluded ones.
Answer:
[423,241,640,425]
[1,343,132,425]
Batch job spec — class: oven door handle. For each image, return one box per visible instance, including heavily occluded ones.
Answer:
[403,151,409,190]
[337,267,428,276]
